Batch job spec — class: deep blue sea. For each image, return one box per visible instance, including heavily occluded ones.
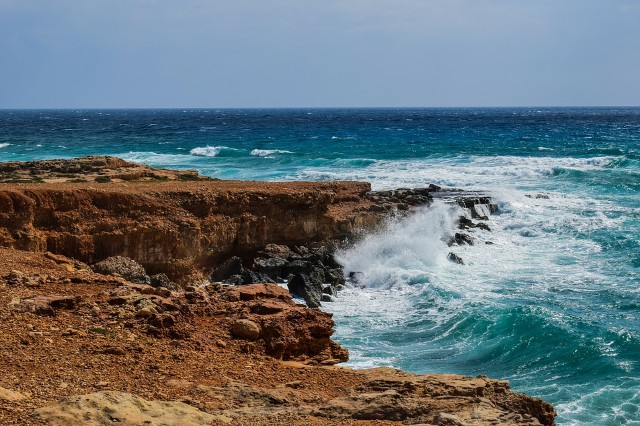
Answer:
[1,108,639,424]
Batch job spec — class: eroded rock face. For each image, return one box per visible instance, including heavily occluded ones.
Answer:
[0,174,377,279]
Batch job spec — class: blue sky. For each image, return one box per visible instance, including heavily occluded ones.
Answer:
[1,0,639,108]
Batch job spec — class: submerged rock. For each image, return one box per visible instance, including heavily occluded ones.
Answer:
[447,252,464,265]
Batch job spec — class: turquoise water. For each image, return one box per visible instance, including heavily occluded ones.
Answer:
[1,108,639,424]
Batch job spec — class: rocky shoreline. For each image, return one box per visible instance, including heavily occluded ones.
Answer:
[0,157,556,425]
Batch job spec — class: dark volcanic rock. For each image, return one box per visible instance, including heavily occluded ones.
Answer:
[450,232,474,246]
[254,257,288,278]
[241,269,275,285]
[211,257,244,282]
[288,273,323,308]
[447,252,464,265]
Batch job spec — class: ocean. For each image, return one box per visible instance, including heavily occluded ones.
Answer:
[1,108,639,424]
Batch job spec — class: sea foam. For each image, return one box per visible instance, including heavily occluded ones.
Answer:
[250,149,293,157]
[190,146,223,157]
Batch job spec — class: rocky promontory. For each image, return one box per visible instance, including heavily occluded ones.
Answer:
[0,157,556,425]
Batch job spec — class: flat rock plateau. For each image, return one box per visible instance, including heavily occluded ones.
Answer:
[0,157,556,425]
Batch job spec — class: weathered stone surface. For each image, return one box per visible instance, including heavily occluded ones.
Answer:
[149,273,177,290]
[92,256,149,284]
[8,295,79,316]
[231,319,261,340]
[227,283,291,302]
[32,391,216,426]
[0,386,27,402]
[288,273,322,308]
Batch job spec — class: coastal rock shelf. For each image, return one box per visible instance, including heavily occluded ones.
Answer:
[0,157,556,425]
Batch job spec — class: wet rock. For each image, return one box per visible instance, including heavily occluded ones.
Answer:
[447,253,464,265]
[325,268,346,287]
[321,294,334,303]
[459,216,491,232]
[288,273,322,308]
[449,232,474,246]
[282,260,313,276]
[232,319,261,340]
[348,271,364,284]
[92,256,150,284]
[241,269,274,285]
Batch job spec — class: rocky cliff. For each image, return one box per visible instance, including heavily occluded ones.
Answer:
[0,172,380,279]
[0,157,556,425]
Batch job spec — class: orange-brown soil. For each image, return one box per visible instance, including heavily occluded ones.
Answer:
[0,249,555,425]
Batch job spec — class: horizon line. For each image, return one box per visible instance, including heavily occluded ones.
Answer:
[1,105,639,111]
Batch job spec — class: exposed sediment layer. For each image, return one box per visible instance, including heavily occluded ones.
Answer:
[0,157,556,425]
[0,175,379,278]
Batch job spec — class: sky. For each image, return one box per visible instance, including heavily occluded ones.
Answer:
[1,0,639,108]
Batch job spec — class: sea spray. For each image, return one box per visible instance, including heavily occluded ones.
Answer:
[335,201,462,290]
[331,185,640,425]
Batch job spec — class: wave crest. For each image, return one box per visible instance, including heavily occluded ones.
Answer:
[189,146,238,157]
[250,149,293,157]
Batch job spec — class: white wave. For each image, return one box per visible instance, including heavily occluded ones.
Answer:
[335,202,461,291]
[250,149,293,157]
[290,155,620,191]
[189,146,232,157]
[538,146,554,151]
[0,143,11,148]
[119,151,195,165]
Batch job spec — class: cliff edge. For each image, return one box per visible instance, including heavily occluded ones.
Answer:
[0,157,556,425]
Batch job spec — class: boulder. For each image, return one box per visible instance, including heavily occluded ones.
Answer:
[9,295,79,316]
[254,257,288,278]
[92,256,150,284]
[211,256,243,282]
[447,252,464,265]
[281,260,313,276]
[288,273,322,308]
[231,319,261,340]
[149,273,177,290]
[241,269,274,285]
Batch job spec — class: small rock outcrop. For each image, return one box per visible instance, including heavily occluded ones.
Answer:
[32,391,216,426]
[92,256,150,284]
